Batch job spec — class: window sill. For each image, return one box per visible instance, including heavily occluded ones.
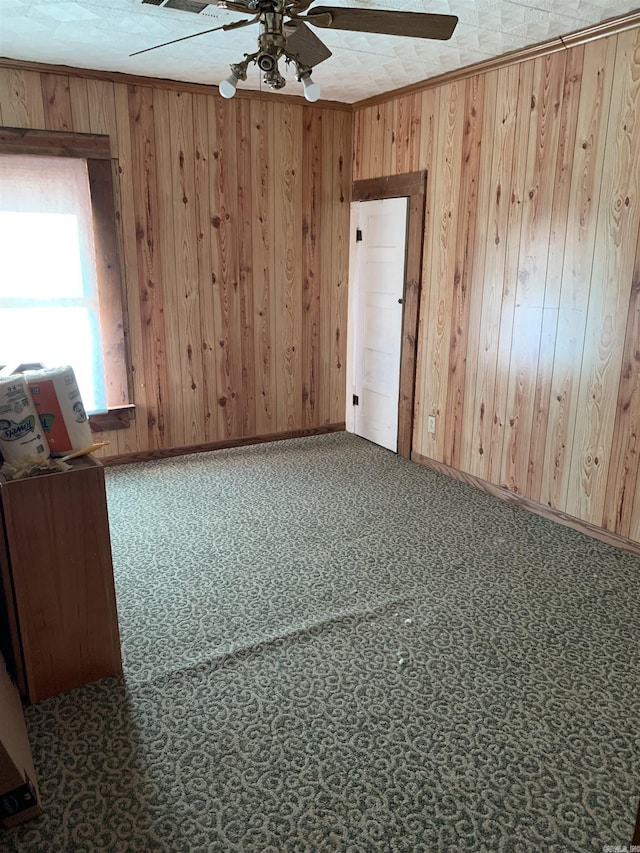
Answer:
[89,405,134,432]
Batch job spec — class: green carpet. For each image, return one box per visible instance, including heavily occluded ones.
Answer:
[4,433,639,851]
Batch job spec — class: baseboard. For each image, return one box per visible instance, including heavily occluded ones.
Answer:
[101,424,346,467]
[411,451,640,559]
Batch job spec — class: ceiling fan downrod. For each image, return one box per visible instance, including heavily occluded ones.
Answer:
[256,6,286,87]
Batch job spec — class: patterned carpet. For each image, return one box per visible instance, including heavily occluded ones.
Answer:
[3,432,639,851]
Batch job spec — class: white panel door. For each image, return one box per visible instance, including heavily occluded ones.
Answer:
[350,197,408,452]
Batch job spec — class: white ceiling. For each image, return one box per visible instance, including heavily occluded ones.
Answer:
[0,0,636,103]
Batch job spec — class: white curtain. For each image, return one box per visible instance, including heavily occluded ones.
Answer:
[0,154,107,413]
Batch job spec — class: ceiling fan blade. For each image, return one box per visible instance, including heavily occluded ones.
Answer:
[130,15,257,57]
[285,21,332,69]
[285,0,317,12]
[302,8,458,40]
[215,0,257,12]
[143,0,255,14]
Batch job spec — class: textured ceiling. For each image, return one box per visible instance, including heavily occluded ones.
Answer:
[0,0,637,103]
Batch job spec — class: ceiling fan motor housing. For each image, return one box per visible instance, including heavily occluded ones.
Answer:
[257,6,286,70]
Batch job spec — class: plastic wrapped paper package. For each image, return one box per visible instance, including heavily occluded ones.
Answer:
[0,376,50,464]
[25,366,93,456]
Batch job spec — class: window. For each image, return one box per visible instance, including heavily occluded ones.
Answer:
[0,155,107,412]
[0,128,131,428]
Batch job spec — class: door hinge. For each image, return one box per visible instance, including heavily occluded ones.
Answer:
[356,228,363,242]
[352,394,359,406]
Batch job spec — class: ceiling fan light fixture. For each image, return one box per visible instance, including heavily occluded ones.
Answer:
[219,59,250,99]
[219,72,240,98]
[136,2,459,102]
[257,51,277,72]
[299,69,320,102]
[263,66,287,89]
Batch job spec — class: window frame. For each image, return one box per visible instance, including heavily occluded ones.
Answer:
[0,126,133,431]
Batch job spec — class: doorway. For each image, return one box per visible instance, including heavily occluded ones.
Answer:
[347,197,408,452]
[346,170,427,459]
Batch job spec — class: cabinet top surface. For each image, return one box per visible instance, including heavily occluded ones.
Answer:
[0,455,102,488]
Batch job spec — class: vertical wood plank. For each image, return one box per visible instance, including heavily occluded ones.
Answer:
[210,96,243,439]
[193,93,217,442]
[413,87,439,455]
[464,63,522,479]
[236,99,256,437]
[330,108,351,425]
[273,102,303,431]
[542,46,585,311]
[408,92,423,173]
[370,104,384,178]
[490,60,534,485]
[604,256,640,537]
[567,27,640,526]
[397,186,426,459]
[631,475,640,544]
[127,84,169,449]
[417,89,437,171]
[527,47,584,501]
[113,82,147,454]
[41,74,73,131]
[352,106,363,182]
[168,89,205,446]
[381,100,393,176]
[358,106,373,180]
[68,77,91,133]
[500,52,566,493]
[0,69,45,127]
[540,36,617,510]
[513,53,567,309]
[420,81,464,462]
[445,73,485,469]
[250,99,275,436]
[394,95,410,175]
[320,107,336,425]
[302,108,323,428]
[152,86,182,447]
[86,79,119,156]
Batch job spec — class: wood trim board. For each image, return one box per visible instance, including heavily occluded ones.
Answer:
[353,10,640,109]
[0,10,636,115]
[89,405,135,432]
[87,158,131,409]
[352,172,426,200]
[412,450,640,558]
[0,126,111,158]
[102,423,346,466]
[0,58,352,111]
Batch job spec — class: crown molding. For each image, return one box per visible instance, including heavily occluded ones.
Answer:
[0,56,352,112]
[352,9,640,110]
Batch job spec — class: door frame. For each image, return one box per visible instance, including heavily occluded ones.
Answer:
[351,171,427,459]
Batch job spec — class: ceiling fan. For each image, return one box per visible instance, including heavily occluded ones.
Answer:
[134,1,458,101]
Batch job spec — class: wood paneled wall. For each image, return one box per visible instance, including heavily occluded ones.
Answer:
[0,69,351,456]
[353,27,640,544]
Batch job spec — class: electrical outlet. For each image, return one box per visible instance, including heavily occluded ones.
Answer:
[428,416,436,434]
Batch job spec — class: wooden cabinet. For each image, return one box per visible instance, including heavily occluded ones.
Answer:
[0,456,122,704]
